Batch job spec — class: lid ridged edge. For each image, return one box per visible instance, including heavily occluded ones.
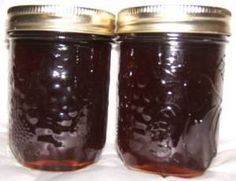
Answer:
[8,5,115,36]
[117,5,231,35]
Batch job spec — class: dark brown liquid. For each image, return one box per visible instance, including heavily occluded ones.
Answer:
[117,33,226,177]
[9,32,112,171]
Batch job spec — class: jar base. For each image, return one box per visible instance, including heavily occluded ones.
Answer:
[23,160,93,171]
[126,163,203,178]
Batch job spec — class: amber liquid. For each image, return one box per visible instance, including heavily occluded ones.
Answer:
[9,32,112,171]
[117,33,226,177]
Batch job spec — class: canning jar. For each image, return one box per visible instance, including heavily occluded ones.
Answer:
[8,5,114,171]
[117,5,231,177]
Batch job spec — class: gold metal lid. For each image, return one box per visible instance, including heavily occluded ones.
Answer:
[8,5,115,36]
[117,5,231,35]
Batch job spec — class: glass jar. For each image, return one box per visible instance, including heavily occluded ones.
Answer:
[8,5,114,171]
[116,5,231,177]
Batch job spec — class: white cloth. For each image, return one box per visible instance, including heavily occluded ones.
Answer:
[1,131,236,181]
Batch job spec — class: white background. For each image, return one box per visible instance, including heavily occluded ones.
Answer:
[0,0,236,181]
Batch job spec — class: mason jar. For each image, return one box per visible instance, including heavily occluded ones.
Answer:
[116,5,231,177]
[7,5,114,171]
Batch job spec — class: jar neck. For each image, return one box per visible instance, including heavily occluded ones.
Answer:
[117,33,228,44]
[8,31,113,42]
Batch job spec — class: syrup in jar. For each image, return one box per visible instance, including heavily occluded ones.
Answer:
[116,5,230,177]
[8,5,114,171]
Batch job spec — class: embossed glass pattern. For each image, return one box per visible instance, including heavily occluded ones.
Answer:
[9,32,112,171]
[117,33,226,177]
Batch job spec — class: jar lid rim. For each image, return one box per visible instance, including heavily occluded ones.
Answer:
[7,5,115,36]
[117,5,231,35]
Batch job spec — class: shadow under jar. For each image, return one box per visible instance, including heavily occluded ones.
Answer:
[7,5,114,171]
[116,5,231,177]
